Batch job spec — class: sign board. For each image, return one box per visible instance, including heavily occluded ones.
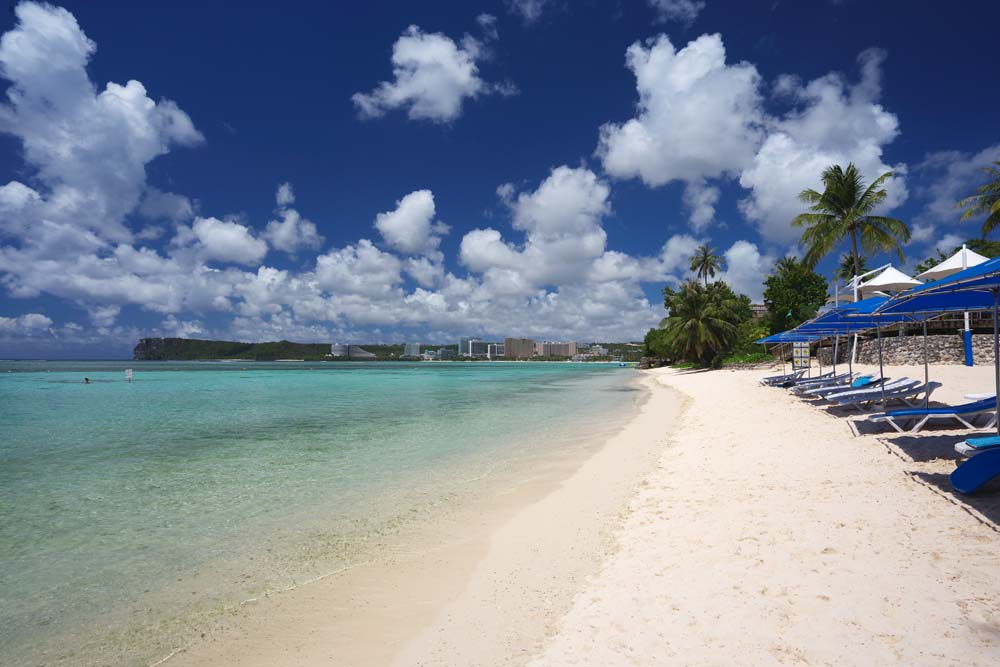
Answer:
[791,342,810,370]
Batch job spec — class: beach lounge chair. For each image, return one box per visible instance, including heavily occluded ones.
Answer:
[760,369,806,386]
[800,375,879,398]
[954,432,1000,458]
[830,379,939,411]
[951,449,1000,494]
[790,372,856,395]
[867,396,997,433]
[776,371,835,388]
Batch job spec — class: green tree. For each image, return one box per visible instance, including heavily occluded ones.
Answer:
[834,252,869,282]
[642,326,673,360]
[689,244,725,287]
[661,281,752,366]
[793,163,910,276]
[763,256,829,334]
[957,160,1000,238]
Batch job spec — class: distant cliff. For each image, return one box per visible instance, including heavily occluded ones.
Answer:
[133,338,333,361]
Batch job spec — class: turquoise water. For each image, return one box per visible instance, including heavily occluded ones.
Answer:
[0,360,639,665]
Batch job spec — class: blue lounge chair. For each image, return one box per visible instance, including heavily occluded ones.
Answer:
[760,369,806,386]
[830,379,939,411]
[778,371,835,388]
[790,372,856,394]
[951,448,1000,494]
[800,375,879,398]
[868,396,997,433]
[954,433,1000,458]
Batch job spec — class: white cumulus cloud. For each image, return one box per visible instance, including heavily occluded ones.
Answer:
[177,217,268,266]
[0,2,203,244]
[597,33,764,230]
[374,189,449,255]
[352,24,511,123]
[264,183,323,254]
[739,49,907,244]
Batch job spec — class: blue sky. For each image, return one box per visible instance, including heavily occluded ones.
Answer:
[0,0,998,358]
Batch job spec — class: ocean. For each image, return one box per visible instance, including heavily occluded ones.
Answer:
[0,360,641,666]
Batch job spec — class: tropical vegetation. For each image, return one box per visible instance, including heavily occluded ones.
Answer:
[689,244,725,286]
[957,160,1000,238]
[763,257,829,334]
[642,156,1000,370]
[793,163,909,277]
[834,252,869,282]
[644,280,755,367]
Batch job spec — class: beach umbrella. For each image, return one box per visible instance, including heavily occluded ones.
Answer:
[858,266,923,296]
[876,255,1000,438]
[915,245,989,366]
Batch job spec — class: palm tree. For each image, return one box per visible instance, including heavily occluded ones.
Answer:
[834,252,869,282]
[793,163,909,277]
[662,281,743,365]
[689,244,724,286]
[957,160,1000,238]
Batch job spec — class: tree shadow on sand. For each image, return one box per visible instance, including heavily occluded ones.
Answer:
[908,471,1000,531]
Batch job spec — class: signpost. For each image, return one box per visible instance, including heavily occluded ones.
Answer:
[792,342,811,373]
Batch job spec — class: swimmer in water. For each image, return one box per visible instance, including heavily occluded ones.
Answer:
[84,377,90,384]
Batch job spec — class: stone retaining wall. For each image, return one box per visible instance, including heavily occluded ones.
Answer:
[815,333,995,366]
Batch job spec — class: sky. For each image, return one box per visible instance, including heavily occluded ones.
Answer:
[0,0,998,358]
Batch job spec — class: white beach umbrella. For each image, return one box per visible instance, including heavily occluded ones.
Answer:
[914,244,989,282]
[858,266,923,295]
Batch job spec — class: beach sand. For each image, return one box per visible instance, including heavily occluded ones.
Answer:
[531,363,1000,666]
[169,363,1000,665]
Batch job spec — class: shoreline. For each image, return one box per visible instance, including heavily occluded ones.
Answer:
[164,372,682,666]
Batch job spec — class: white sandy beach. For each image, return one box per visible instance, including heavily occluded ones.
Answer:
[531,364,1000,666]
[169,363,1000,666]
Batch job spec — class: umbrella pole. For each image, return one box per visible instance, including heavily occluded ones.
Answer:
[877,317,886,408]
[923,318,930,410]
[848,334,853,379]
[994,289,999,437]
[833,334,838,375]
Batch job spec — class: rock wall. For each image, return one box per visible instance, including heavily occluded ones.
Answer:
[815,333,996,366]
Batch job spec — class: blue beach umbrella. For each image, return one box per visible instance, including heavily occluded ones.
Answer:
[875,258,1000,492]
[875,256,1000,436]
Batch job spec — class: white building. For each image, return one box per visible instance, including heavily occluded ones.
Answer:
[403,343,420,358]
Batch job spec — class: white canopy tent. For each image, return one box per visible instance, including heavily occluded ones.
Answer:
[914,244,990,366]
[858,266,923,296]
[915,244,989,282]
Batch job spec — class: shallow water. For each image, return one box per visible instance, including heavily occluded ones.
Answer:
[0,360,638,665]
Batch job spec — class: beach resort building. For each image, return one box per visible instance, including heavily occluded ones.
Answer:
[590,344,609,356]
[458,336,484,357]
[539,341,578,357]
[487,343,505,359]
[504,337,536,360]
[403,343,420,358]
